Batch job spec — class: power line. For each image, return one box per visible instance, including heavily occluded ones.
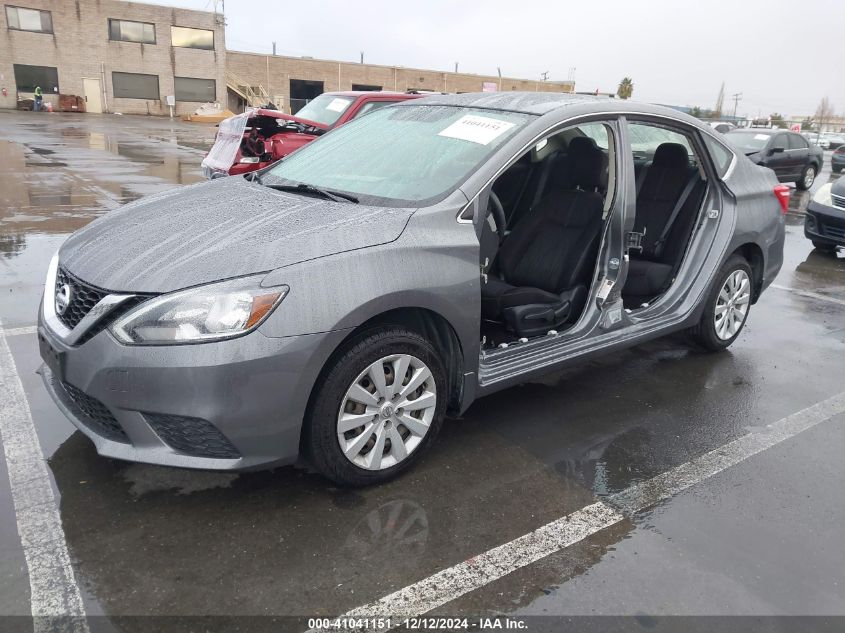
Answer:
[732,92,743,117]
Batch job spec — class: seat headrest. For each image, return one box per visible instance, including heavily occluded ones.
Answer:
[556,136,604,190]
[652,142,689,168]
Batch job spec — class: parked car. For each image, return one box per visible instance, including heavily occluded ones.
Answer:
[38,93,786,486]
[726,128,823,189]
[823,134,845,150]
[708,121,735,134]
[201,91,422,178]
[805,178,845,252]
[832,145,845,173]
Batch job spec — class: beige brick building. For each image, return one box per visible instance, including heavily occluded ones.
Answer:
[226,51,575,114]
[0,0,226,115]
[0,0,574,117]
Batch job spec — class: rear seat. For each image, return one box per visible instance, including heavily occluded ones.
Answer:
[623,142,705,306]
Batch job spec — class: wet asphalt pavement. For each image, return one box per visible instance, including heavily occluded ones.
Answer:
[0,110,844,630]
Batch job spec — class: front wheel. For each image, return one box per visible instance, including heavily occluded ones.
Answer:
[796,165,816,190]
[305,328,447,487]
[689,255,753,351]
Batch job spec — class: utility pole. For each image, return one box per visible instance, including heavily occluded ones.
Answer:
[272,41,276,55]
[360,52,364,64]
[732,92,742,118]
[455,62,458,73]
[540,71,549,82]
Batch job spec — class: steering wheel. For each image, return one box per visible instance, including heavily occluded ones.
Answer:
[487,191,507,243]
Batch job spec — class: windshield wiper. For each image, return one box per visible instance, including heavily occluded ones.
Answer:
[264,182,359,203]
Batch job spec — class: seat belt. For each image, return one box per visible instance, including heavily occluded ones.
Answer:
[653,174,698,258]
[635,164,649,198]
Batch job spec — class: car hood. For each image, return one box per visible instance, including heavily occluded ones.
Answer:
[58,177,415,293]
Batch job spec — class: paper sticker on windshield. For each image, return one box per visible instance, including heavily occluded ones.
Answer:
[754,134,771,140]
[438,115,516,145]
[326,98,349,113]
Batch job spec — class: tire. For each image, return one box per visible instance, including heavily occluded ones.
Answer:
[812,241,837,253]
[796,164,817,190]
[304,328,447,487]
[689,255,753,352]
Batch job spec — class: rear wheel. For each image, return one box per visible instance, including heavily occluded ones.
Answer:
[796,165,816,190]
[305,328,446,487]
[689,255,753,351]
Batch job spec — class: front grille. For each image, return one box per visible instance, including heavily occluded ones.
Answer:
[60,381,130,443]
[821,222,845,239]
[74,296,146,346]
[831,194,845,210]
[144,413,241,459]
[55,267,107,330]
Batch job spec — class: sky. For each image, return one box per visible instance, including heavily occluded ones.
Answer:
[151,0,842,119]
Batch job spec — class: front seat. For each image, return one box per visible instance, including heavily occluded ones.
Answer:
[623,142,703,306]
[481,137,605,337]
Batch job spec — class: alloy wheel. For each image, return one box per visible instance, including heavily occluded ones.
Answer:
[804,167,816,189]
[714,269,751,340]
[337,354,437,471]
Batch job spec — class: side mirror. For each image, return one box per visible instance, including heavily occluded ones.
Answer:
[769,146,785,155]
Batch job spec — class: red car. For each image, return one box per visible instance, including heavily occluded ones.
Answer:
[202,91,422,178]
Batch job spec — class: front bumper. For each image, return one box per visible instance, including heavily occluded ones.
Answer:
[805,200,845,247]
[38,316,350,470]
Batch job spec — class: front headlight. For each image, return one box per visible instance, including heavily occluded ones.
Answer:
[813,183,833,207]
[110,275,288,345]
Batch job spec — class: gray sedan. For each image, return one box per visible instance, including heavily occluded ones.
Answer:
[38,93,786,486]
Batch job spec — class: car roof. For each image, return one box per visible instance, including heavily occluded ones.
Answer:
[325,91,419,99]
[398,91,724,123]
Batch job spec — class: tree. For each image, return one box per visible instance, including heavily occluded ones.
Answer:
[690,106,702,118]
[769,113,787,128]
[801,117,815,132]
[815,96,835,132]
[617,77,633,100]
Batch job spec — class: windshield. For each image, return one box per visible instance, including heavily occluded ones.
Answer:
[725,130,771,153]
[265,105,534,206]
[293,94,355,127]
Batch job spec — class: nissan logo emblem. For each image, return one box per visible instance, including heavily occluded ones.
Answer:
[55,283,72,316]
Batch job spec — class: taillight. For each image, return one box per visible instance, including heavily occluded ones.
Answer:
[773,184,790,214]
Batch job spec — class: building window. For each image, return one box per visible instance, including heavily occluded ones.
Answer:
[6,5,53,33]
[170,25,214,50]
[108,18,155,44]
[112,72,159,100]
[174,77,216,102]
[352,84,382,92]
[13,64,58,92]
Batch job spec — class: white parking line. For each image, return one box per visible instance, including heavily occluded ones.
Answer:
[314,390,845,631]
[0,321,89,631]
[0,325,38,337]
[771,284,845,307]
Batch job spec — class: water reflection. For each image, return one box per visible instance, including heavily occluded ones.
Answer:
[0,113,215,254]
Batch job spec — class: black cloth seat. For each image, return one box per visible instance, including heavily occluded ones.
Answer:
[482,137,604,336]
[623,142,703,305]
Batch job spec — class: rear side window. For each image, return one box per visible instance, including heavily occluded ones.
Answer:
[627,123,693,161]
[788,133,808,150]
[702,135,734,178]
[771,134,788,151]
